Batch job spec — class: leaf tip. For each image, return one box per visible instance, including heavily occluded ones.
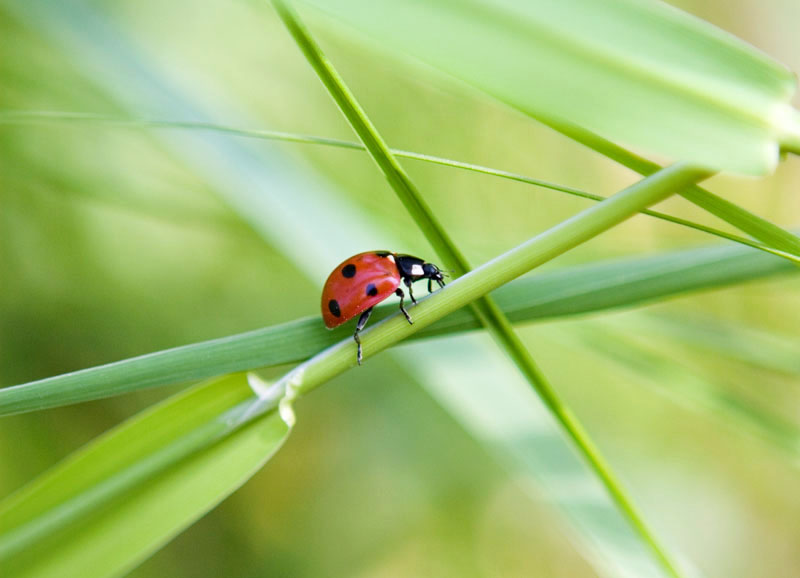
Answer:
[776,105,800,155]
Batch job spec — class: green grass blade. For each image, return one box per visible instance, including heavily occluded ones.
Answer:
[300,0,798,175]
[2,238,792,416]
[269,0,553,488]
[3,110,798,264]
[0,373,290,578]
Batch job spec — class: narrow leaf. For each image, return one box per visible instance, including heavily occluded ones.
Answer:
[0,374,289,578]
[2,239,793,416]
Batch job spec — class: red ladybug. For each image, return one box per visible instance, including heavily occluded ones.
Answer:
[321,251,445,364]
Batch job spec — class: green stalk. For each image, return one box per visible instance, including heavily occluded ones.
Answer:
[270,2,456,262]
[270,3,707,575]
[263,161,713,578]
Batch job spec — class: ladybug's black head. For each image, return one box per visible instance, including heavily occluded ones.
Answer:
[422,262,445,288]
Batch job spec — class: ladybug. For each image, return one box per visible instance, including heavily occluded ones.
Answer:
[321,251,446,365]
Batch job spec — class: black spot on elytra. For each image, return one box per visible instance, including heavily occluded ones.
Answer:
[375,251,391,257]
[366,283,378,297]
[341,263,356,278]
[328,299,341,317]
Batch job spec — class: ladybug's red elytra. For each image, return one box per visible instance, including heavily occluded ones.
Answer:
[321,251,445,365]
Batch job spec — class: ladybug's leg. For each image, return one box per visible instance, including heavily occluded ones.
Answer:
[404,277,417,304]
[354,308,373,366]
[395,288,413,324]
[430,277,445,292]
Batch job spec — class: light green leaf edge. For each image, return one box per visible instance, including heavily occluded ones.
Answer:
[0,373,290,578]
[299,0,798,175]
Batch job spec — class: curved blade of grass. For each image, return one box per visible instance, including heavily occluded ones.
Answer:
[2,110,798,264]
[299,0,798,175]
[0,373,290,578]
[2,237,793,417]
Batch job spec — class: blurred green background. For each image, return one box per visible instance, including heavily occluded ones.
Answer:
[1,0,799,576]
